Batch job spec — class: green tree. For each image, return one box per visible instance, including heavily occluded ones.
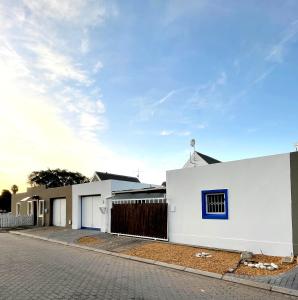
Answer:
[28,168,89,188]
[0,190,12,212]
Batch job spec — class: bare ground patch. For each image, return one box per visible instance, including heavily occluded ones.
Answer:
[124,242,296,276]
[124,242,240,274]
[77,236,103,246]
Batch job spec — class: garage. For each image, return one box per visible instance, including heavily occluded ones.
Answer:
[52,198,66,227]
[81,195,102,230]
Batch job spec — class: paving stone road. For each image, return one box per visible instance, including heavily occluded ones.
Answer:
[0,233,295,300]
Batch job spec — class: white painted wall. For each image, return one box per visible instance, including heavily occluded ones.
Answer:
[167,153,293,256]
[72,181,111,231]
[72,180,152,231]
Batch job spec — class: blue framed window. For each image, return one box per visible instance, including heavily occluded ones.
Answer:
[202,189,228,219]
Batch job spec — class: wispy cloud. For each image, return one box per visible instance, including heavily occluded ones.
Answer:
[266,19,298,63]
[28,44,90,84]
[80,38,90,54]
[23,0,117,27]
[54,86,107,141]
[154,89,179,106]
[160,130,191,137]
[0,0,117,143]
[187,72,227,111]
[93,61,104,73]
[162,0,229,26]
[0,1,161,190]
[133,88,182,122]
[252,66,276,85]
[160,130,174,136]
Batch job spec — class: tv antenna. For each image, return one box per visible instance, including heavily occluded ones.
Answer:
[136,168,143,179]
[295,143,298,152]
[190,139,197,165]
[190,138,196,151]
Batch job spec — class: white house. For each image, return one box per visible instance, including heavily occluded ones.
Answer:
[167,152,298,256]
[72,172,152,231]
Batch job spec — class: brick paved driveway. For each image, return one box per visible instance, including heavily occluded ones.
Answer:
[0,233,295,300]
[21,227,150,252]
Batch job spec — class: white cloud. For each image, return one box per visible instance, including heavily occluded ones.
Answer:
[160,130,174,136]
[155,89,178,105]
[0,38,30,81]
[0,1,165,190]
[23,0,116,27]
[134,88,184,122]
[188,72,227,111]
[28,44,90,84]
[0,50,154,191]
[96,100,105,113]
[133,72,228,127]
[80,38,89,54]
[54,87,106,141]
[266,45,284,63]
[93,61,104,73]
[160,130,191,137]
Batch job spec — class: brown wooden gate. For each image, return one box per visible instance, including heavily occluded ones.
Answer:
[111,203,168,239]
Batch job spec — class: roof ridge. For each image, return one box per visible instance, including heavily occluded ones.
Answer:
[195,151,221,164]
[95,171,140,183]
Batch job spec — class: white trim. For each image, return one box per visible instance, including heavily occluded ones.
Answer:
[205,193,226,214]
[112,198,166,204]
[38,200,45,217]
[16,203,21,216]
[27,201,33,216]
[20,196,31,202]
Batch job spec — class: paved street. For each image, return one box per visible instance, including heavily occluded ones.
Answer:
[0,234,295,300]
[18,227,298,291]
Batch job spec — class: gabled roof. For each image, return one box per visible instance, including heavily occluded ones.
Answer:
[196,151,221,164]
[113,186,166,194]
[94,172,140,183]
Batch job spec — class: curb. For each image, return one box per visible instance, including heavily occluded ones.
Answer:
[9,231,298,297]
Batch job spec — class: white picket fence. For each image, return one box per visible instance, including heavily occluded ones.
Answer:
[0,214,34,228]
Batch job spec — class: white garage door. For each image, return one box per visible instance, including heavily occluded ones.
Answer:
[81,196,102,230]
[53,198,66,227]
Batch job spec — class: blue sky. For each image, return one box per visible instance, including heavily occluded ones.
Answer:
[0,0,298,190]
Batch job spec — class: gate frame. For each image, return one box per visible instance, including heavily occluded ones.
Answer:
[110,197,168,241]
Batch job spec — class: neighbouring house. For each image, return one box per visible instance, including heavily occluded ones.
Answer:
[109,186,167,239]
[71,172,153,231]
[11,185,72,227]
[167,151,298,256]
[90,171,141,183]
[183,151,221,168]
[11,171,152,230]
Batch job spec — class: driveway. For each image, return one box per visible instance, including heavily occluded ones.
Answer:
[0,233,295,299]
[21,227,150,252]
